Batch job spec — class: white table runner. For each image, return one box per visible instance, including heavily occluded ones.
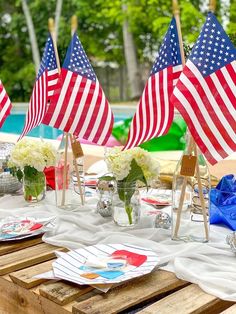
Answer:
[0,191,235,301]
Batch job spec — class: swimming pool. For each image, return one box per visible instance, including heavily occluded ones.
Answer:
[1,112,132,139]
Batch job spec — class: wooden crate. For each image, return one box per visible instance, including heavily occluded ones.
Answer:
[0,237,235,314]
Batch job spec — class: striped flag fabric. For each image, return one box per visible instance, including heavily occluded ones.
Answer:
[171,12,236,165]
[123,18,182,150]
[19,35,59,140]
[42,33,114,146]
[0,80,12,128]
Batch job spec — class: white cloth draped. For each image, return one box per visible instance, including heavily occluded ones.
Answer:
[0,191,235,301]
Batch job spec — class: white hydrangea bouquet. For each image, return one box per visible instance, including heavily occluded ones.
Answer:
[102,147,159,225]
[9,139,56,202]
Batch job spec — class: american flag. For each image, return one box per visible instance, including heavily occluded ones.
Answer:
[123,18,182,150]
[19,35,59,140]
[0,80,12,128]
[42,33,114,146]
[171,12,236,165]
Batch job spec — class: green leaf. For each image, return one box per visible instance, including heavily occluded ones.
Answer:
[24,165,38,179]
[24,170,45,200]
[99,175,116,181]
[125,159,148,188]
[16,169,23,182]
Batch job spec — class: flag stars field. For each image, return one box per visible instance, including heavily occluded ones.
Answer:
[172,12,236,165]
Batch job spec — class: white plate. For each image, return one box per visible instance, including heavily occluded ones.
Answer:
[52,243,159,285]
[0,216,54,241]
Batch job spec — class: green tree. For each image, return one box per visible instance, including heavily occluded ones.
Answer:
[0,0,235,102]
[228,0,236,34]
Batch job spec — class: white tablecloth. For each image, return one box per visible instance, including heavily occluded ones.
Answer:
[0,191,235,302]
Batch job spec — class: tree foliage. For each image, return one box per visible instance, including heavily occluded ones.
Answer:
[0,0,235,102]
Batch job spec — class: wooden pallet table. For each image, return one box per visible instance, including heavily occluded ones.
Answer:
[0,237,235,314]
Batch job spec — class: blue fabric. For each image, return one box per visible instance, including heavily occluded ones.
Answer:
[210,174,236,230]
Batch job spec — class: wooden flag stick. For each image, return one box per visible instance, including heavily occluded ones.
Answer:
[69,14,85,205]
[193,143,209,241]
[71,15,78,36]
[173,136,194,238]
[209,0,216,13]
[61,132,69,206]
[172,0,209,240]
[48,18,68,206]
[69,134,84,205]
[172,0,185,67]
[172,0,189,238]
[49,18,83,206]
[48,18,61,73]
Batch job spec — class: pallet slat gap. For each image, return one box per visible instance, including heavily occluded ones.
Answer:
[137,284,234,314]
[72,270,187,314]
[220,304,236,314]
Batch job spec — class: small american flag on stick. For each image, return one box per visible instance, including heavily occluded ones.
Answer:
[42,33,114,146]
[171,12,236,165]
[123,18,182,150]
[0,80,12,128]
[19,35,59,140]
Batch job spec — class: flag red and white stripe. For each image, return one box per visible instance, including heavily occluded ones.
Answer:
[19,35,59,140]
[171,13,236,165]
[123,17,183,150]
[43,68,113,146]
[172,60,236,165]
[124,64,182,150]
[0,80,12,128]
[19,69,58,140]
[48,69,59,97]
[42,33,114,146]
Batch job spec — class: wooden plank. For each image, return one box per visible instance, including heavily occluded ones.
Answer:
[221,304,236,313]
[0,243,66,275]
[0,276,71,314]
[138,284,234,314]
[9,259,54,289]
[72,270,188,314]
[39,281,93,306]
[0,236,42,256]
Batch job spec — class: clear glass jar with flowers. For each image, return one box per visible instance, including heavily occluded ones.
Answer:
[101,147,159,226]
[9,139,56,203]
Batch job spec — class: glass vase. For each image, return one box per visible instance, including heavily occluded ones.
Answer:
[171,136,210,242]
[55,133,85,210]
[112,181,140,227]
[23,171,46,203]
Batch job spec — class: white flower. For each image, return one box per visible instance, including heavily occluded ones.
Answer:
[106,147,159,182]
[9,139,56,172]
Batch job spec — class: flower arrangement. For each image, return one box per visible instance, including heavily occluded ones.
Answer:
[102,147,159,225]
[9,139,56,202]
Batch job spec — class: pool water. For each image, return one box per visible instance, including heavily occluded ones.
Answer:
[1,113,130,139]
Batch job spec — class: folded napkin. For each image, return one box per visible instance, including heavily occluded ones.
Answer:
[156,158,219,188]
[44,167,56,190]
[210,174,236,230]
